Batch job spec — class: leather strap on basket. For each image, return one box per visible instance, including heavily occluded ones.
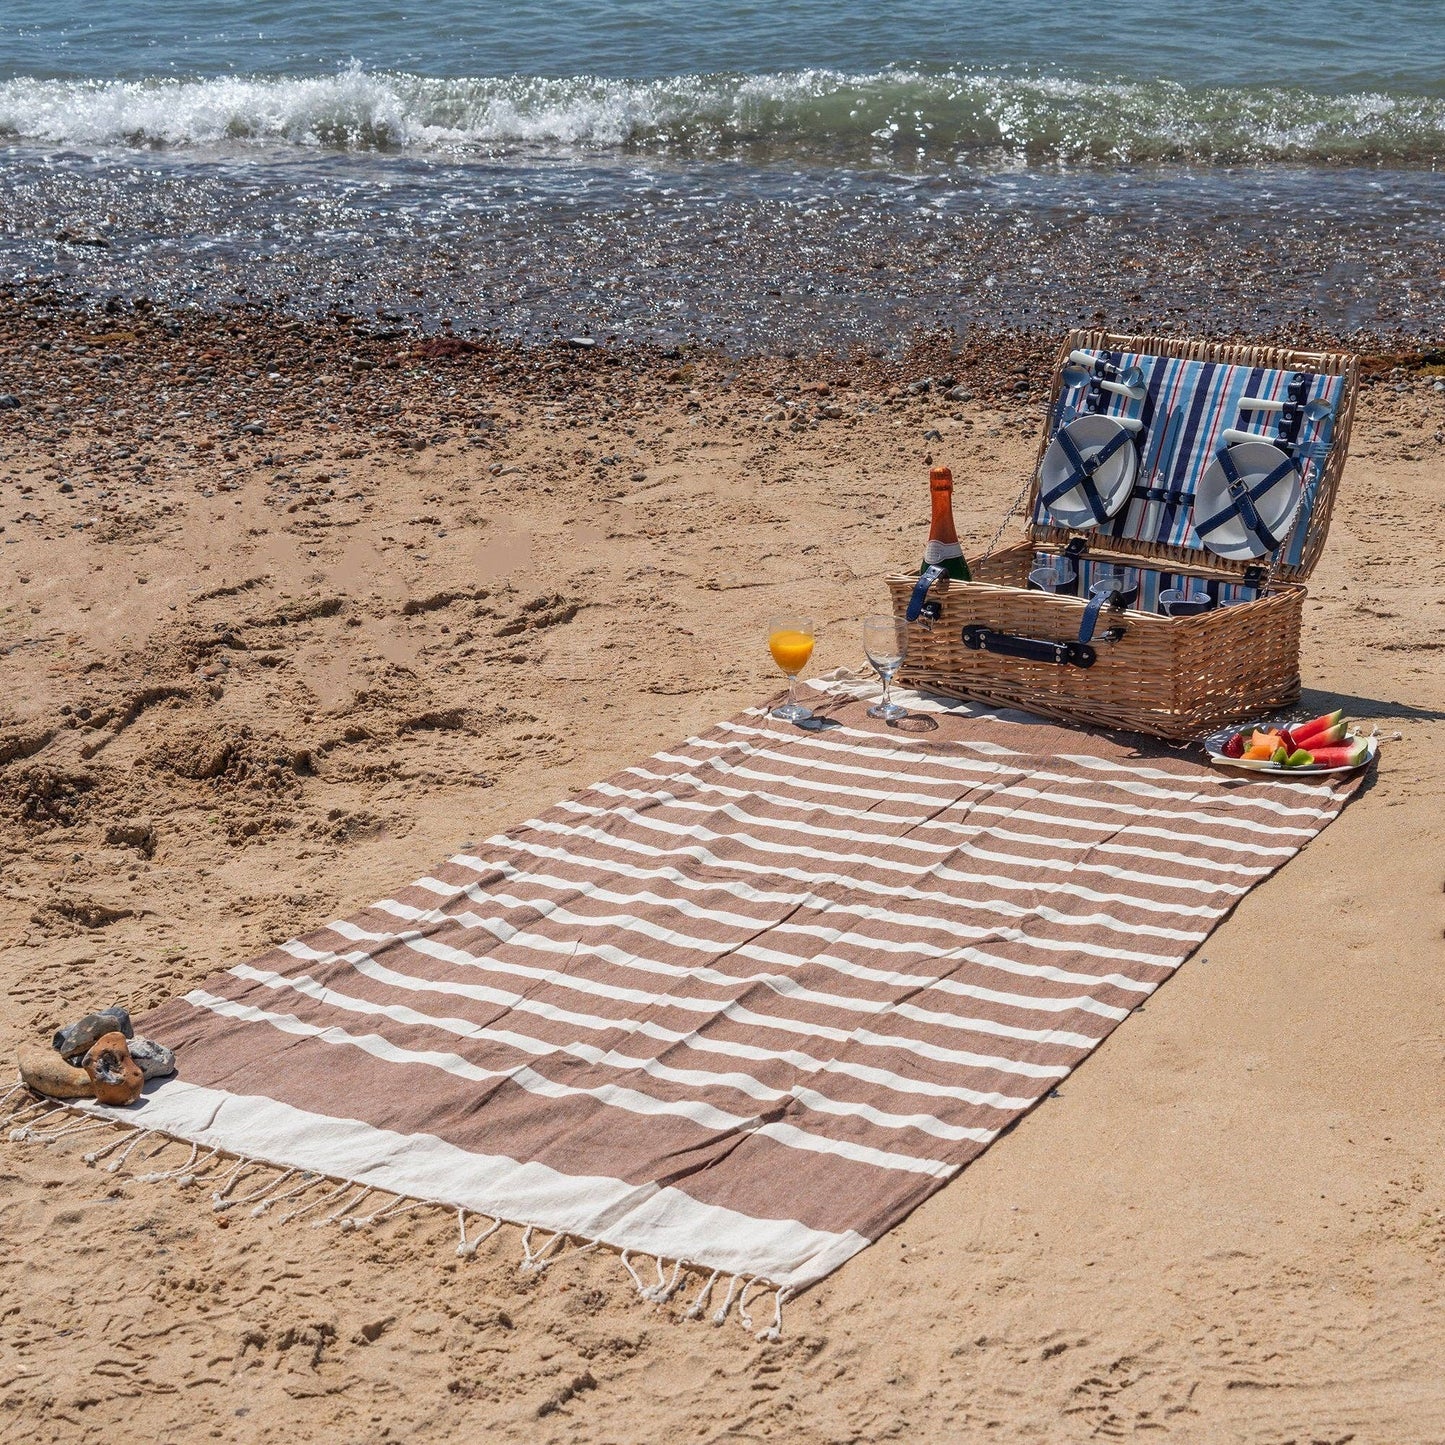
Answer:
[1076,588,1127,645]
[960,625,1096,669]
[1272,372,1312,452]
[905,563,946,622]
[1042,426,1131,525]
[1083,350,1119,413]
[1194,446,1300,553]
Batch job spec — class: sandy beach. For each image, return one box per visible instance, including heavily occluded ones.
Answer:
[2,297,1444,1441]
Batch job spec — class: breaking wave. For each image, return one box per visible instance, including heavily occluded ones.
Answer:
[2,65,1444,165]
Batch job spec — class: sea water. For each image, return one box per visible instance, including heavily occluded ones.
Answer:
[2,0,1442,348]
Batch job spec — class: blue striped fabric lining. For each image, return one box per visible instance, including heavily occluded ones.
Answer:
[1037,349,1346,562]
[1031,554,1258,614]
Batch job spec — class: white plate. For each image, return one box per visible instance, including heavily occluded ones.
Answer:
[1202,726,1377,776]
[1038,415,1137,530]
[1192,440,1302,561]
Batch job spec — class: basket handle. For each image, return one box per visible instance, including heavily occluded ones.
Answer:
[961,625,1097,669]
[958,584,1127,669]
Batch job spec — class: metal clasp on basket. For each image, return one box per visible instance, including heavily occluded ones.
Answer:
[1099,590,1130,645]
[906,564,947,630]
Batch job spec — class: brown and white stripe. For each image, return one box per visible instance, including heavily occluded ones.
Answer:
[127,680,1361,1290]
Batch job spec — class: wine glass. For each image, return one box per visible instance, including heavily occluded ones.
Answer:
[766,613,815,723]
[1028,555,1077,593]
[1088,564,1139,605]
[862,614,907,720]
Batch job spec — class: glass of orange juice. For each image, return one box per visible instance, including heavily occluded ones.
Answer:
[766,613,815,723]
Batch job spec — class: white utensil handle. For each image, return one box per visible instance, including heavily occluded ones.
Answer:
[1220,427,1281,446]
[1099,378,1145,400]
[1114,416,1143,433]
[1238,396,1285,412]
[1066,350,1146,397]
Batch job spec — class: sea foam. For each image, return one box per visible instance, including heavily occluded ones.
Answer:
[1,66,1443,164]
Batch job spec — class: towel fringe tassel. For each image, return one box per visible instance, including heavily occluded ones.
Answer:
[8,1103,66,1141]
[215,1167,296,1214]
[520,1227,597,1275]
[737,1276,762,1330]
[456,1207,503,1257]
[16,1112,113,1147]
[250,1173,313,1214]
[683,1268,720,1320]
[620,1248,646,1295]
[711,1273,744,1327]
[103,1127,153,1174]
[83,1126,139,1167]
[209,1154,254,1207]
[754,1286,793,1344]
[314,1185,372,1228]
[5,1110,796,1338]
[645,1256,686,1303]
[136,1141,200,1185]
[343,1193,428,1231]
[277,1178,354,1226]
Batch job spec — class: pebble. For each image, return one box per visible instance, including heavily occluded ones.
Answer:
[0,394,18,409]
[104,818,156,855]
[53,1005,133,1061]
[945,385,974,402]
[127,1036,177,1081]
[17,1041,95,1100]
[564,336,597,349]
[82,1032,145,1107]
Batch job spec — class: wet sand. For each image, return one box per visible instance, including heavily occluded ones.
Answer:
[2,297,1444,1441]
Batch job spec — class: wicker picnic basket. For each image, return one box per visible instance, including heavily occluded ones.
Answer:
[887,331,1359,740]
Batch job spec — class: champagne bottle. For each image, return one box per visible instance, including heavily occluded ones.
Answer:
[921,464,971,581]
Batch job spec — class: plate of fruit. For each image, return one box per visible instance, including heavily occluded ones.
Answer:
[1203,709,1377,775]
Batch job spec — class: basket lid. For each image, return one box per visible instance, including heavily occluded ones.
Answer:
[1023,330,1359,582]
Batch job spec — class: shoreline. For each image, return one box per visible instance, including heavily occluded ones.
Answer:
[6,144,1445,352]
[2,283,1442,432]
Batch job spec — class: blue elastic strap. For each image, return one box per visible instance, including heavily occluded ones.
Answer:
[1195,447,1299,552]
[1042,427,1131,524]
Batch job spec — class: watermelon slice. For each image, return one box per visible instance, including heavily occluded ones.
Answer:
[1292,708,1344,746]
[1299,739,1370,770]
[1298,720,1347,748]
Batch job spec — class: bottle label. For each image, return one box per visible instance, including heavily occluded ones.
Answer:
[924,539,964,564]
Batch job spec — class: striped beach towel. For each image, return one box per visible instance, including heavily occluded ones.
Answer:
[71,679,1362,1323]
